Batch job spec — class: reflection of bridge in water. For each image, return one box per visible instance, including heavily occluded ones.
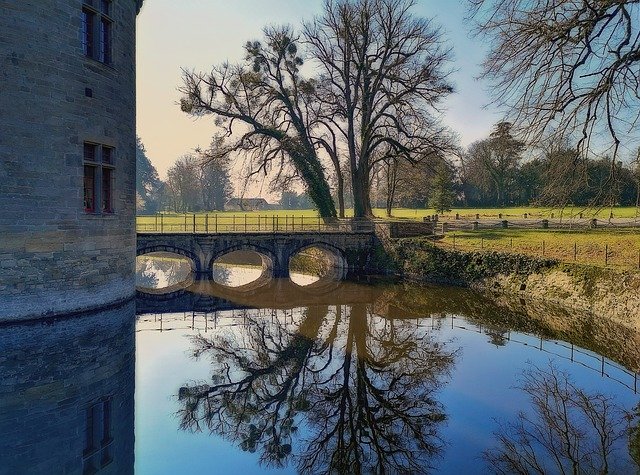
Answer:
[136,277,385,315]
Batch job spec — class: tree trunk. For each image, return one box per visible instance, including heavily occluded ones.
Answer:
[352,166,373,218]
[336,171,345,219]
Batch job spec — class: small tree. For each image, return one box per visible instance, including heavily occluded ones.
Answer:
[428,163,455,213]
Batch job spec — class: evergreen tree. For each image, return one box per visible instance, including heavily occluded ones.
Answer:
[428,163,456,213]
[136,137,163,213]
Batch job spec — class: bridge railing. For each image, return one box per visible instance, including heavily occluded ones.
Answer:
[136,214,376,234]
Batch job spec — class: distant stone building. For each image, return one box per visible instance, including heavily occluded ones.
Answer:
[0,0,144,321]
[225,197,274,211]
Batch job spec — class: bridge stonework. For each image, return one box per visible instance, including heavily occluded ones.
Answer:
[136,232,378,278]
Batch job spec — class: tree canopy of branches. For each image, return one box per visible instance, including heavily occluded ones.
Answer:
[306,0,457,217]
[164,150,233,213]
[469,0,640,160]
[180,27,338,218]
[180,0,457,218]
[462,122,524,207]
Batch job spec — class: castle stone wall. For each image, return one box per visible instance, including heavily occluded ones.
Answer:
[0,1,140,321]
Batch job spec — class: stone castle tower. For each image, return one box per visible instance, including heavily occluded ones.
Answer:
[0,0,144,321]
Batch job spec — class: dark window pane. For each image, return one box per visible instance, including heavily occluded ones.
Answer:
[99,18,111,64]
[84,143,97,162]
[84,166,96,212]
[82,9,94,58]
[102,146,113,164]
[101,399,111,444]
[100,0,110,16]
[102,168,113,213]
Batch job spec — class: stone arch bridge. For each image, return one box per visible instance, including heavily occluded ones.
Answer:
[136,231,378,278]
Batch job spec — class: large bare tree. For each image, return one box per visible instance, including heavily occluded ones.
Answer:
[469,0,640,160]
[180,27,338,218]
[305,0,457,217]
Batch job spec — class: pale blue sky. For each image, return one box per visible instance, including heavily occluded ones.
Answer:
[136,0,500,179]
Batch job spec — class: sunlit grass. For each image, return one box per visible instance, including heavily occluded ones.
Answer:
[137,206,640,224]
[439,228,640,269]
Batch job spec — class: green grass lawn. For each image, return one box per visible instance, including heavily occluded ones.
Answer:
[137,206,640,224]
[439,228,640,269]
[375,206,640,220]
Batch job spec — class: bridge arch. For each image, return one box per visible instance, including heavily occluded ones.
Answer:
[288,242,349,283]
[136,245,200,273]
[208,244,278,279]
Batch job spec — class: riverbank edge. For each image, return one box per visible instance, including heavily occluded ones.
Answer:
[373,237,640,331]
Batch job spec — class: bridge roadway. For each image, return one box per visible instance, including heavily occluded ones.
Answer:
[136,230,378,278]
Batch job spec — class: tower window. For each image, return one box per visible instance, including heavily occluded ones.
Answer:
[82,2,112,64]
[83,142,115,214]
[83,398,114,473]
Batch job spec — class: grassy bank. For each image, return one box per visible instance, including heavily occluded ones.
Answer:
[439,228,640,270]
[382,238,640,329]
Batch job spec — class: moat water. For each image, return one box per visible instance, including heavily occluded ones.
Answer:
[2,255,640,474]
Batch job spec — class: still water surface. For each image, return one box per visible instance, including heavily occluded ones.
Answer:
[1,258,640,474]
[133,259,640,474]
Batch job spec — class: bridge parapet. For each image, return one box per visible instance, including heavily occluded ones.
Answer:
[136,215,375,234]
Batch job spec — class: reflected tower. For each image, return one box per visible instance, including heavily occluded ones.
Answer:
[0,302,136,474]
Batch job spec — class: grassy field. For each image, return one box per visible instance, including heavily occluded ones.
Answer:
[376,206,640,220]
[137,206,640,223]
[439,228,640,269]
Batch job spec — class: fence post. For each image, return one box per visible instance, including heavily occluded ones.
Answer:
[206,214,209,233]
[155,214,158,232]
[574,242,577,261]
[605,244,608,266]
[453,234,456,250]
[184,214,187,232]
[542,240,545,256]
[272,215,276,233]
[318,216,321,231]
[244,214,247,233]
[193,213,196,233]
[481,238,484,249]
[510,238,513,249]
[215,214,218,233]
[233,215,236,232]
[161,214,164,233]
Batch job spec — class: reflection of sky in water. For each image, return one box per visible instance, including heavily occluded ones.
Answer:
[135,302,640,475]
[213,264,321,287]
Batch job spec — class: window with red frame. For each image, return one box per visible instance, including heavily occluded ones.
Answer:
[83,142,115,214]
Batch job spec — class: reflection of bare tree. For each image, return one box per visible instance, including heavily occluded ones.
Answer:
[177,305,456,473]
[136,260,159,288]
[211,265,232,285]
[136,256,192,289]
[299,305,454,474]
[484,363,636,475]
